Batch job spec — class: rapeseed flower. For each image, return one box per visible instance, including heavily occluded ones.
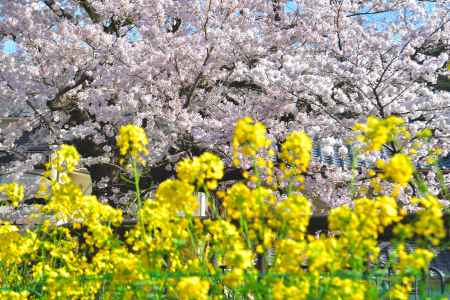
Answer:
[206,219,243,250]
[0,290,30,299]
[0,183,24,207]
[155,179,197,215]
[47,144,80,174]
[224,249,253,270]
[353,115,405,152]
[394,244,434,274]
[272,194,311,240]
[280,131,312,174]
[232,117,271,166]
[382,153,414,186]
[221,183,277,225]
[324,277,367,300]
[0,222,38,271]
[116,124,149,165]
[175,277,210,300]
[273,239,307,274]
[0,116,445,299]
[387,282,411,300]
[412,195,445,245]
[176,152,224,190]
[272,279,309,300]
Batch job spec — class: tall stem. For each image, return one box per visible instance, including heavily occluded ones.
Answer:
[132,159,147,257]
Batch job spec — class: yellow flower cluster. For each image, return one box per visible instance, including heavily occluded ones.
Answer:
[176,152,224,190]
[204,220,254,287]
[271,194,311,241]
[412,195,445,245]
[387,281,412,300]
[47,144,80,174]
[0,115,445,300]
[0,290,30,299]
[273,239,308,274]
[381,153,414,186]
[386,244,435,300]
[353,115,406,152]
[280,131,312,174]
[394,244,434,274]
[116,124,149,165]
[0,183,24,207]
[352,115,438,199]
[232,117,271,166]
[272,279,309,300]
[155,179,197,215]
[221,185,269,251]
[175,277,210,300]
[328,196,401,267]
[0,222,37,280]
[323,277,367,300]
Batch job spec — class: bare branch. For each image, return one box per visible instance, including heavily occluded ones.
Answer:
[43,0,74,20]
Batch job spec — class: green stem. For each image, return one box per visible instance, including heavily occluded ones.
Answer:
[132,159,148,266]
[132,159,142,211]
[351,148,360,199]
[435,166,449,200]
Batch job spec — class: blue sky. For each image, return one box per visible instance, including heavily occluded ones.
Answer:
[2,39,16,54]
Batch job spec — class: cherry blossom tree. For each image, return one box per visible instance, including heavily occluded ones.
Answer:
[0,0,449,208]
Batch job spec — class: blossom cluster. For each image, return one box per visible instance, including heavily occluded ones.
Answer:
[1,0,449,214]
[0,116,446,299]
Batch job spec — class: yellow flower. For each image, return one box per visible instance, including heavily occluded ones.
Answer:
[0,115,444,299]
[223,268,246,288]
[272,279,309,300]
[155,179,197,215]
[224,249,253,270]
[176,152,224,190]
[0,290,30,300]
[273,239,307,274]
[232,117,271,166]
[327,196,402,267]
[207,219,240,242]
[411,195,445,245]
[382,154,414,185]
[0,222,38,280]
[280,131,312,174]
[221,183,275,221]
[272,194,311,240]
[328,205,359,233]
[47,144,80,174]
[306,237,339,273]
[394,244,434,274]
[323,277,367,300]
[353,115,405,152]
[376,196,401,226]
[45,181,122,226]
[387,283,411,300]
[116,124,149,165]
[0,183,24,207]
[416,128,432,139]
[175,277,209,300]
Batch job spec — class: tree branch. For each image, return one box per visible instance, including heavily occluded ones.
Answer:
[46,71,94,110]
[43,0,74,20]
[77,0,102,23]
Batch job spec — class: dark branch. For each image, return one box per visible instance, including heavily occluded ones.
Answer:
[77,0,102,23]
[346,9,393,17]
[47,71,94,110]
[43,0,74,20]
